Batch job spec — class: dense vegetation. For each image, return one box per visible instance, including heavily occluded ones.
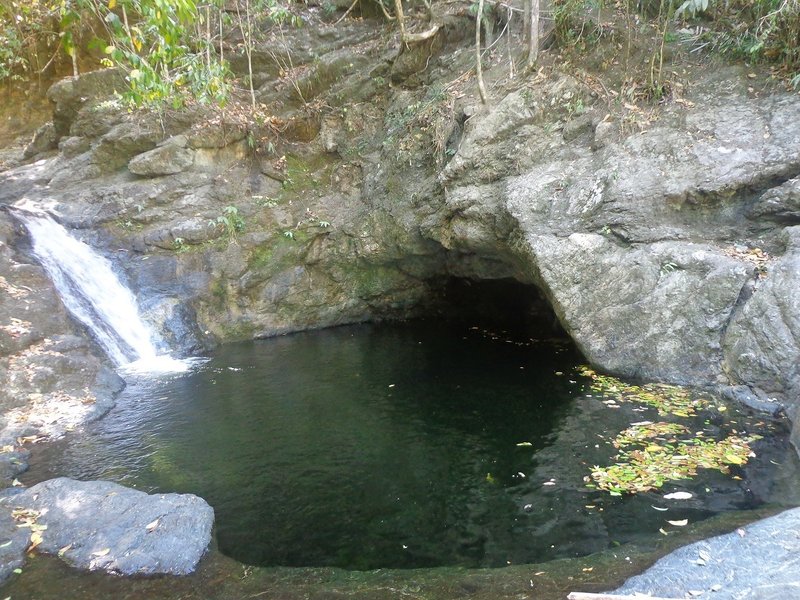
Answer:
[0,0,798,109]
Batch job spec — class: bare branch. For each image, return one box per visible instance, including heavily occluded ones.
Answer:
[334,0,360,25]
[404,23,441,43]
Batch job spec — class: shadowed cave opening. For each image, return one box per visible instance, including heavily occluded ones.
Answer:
[429,276,569,340]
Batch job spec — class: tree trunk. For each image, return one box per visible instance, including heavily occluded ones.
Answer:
[527,0,539,68]
[523,0,531,47]
[394,0,407,43]
[476,0,488,104]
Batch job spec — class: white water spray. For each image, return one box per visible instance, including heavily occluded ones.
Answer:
[17,209,191,373]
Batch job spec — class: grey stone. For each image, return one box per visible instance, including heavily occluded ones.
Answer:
[750,176,800,222]
[23,122,58,159]
[128,136,194,177]
[613,507,800,600]
[562,113,593,142]
[0,492,29,583]
[530,234,752,383]
[46,69,126,138]
[58,136,91,158]
[89,118,163,174]
[723,227,800,398]
[719,385,785,416]
[0,478,213,577]
[592,119,615,149]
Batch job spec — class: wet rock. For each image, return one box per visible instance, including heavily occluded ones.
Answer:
[0,496,29,583]
[0,478,214,578]
[613,507,800,600]
[0,213,122,483]
[129,135,194,177]
[719,385,785,416]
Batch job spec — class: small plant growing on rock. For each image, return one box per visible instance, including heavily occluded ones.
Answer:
[209,206,245,243]
[173,237,188,253]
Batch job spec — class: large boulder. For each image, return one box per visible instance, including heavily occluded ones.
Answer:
[530,234,752,384]
[46,69,126,138]
[612,507,800,600]
[434,66,800,397]
[22,123,58,159]
[0,478,214,579]
[129,135,195,177]
[723,226,800,407]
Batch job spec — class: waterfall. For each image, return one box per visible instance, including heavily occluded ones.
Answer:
[16,209,190,373]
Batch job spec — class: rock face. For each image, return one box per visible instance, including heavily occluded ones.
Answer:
[128,135,195,176]
[1,20,800,446]
[530,234,752,384]
[613,507,800,600]
[0,211,123,483]
[431,68,800,414]
[723,226,800,417]
[0,478,214,578]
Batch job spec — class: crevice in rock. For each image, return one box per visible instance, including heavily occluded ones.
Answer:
[718,272,758,381]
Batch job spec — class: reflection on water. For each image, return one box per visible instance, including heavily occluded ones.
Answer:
[24,322,800,570]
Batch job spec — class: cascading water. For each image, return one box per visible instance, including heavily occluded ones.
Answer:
[15,208,190,373]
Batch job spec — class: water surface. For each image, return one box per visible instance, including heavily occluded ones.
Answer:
[24,322,800,570]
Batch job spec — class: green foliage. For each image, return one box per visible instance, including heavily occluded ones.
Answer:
[0,1,232,106]
[685,0,800,85]
[675,0,709,20]
[173,236,189,252]
[0,21,27,81]
[209,205,245,241]
[99,0,230,108]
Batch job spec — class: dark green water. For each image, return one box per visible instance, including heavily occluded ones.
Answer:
[23,322,800,571]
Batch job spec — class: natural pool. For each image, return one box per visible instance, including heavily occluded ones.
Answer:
[22,321,800,573]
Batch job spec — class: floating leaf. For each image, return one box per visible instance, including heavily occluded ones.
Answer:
[724,453,745,465]
[667,519,689,526]
[0,540,11,548]
[58,543,72,557]
[516,442,533,447]
[28,531,43,551]
[92,548,110,557]
[145,518,160,532]
[664,491,693,500]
